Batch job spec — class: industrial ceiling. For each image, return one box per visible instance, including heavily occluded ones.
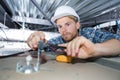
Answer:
[0,0,120,31]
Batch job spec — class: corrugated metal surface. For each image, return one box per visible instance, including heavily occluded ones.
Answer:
[0,0,120,30]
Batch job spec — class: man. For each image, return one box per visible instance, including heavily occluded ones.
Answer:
[27,6,120,59]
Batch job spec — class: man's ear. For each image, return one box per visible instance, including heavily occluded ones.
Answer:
[76,22,80,29]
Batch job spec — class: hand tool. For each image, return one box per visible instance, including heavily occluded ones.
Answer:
[38,41,72,63]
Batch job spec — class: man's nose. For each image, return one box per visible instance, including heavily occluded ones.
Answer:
[61,26,66,32]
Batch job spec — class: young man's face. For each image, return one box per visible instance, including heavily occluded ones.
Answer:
[56,16,80,42]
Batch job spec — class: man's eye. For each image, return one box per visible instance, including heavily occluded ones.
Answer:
[57,25,62,28]
[66,23,70,26]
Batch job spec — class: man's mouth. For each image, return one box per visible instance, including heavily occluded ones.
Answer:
[63,33,69,37]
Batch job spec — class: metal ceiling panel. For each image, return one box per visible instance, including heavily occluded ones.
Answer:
[80,0,120,21]
[0,0,120,30]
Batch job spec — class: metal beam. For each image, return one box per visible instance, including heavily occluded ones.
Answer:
[12,16,52,26]
[30,0,54,26]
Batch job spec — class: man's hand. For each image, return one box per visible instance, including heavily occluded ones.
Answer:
[59,36,96,59]
[27,31,47,50]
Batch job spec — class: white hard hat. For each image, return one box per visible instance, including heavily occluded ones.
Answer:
[51,6,80,23]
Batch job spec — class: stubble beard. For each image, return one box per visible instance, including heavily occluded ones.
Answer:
[62,32,78,42]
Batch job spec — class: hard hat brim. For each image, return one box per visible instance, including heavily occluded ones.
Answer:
[51,13,79,23]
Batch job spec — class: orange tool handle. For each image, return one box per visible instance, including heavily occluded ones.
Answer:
[56,55,72,63]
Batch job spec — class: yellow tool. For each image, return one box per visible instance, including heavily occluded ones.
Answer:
[56,55,72,63]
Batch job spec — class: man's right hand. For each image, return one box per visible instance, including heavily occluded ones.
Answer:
[27,31,47,50]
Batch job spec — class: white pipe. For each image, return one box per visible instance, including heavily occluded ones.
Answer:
[0,28,60,41]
